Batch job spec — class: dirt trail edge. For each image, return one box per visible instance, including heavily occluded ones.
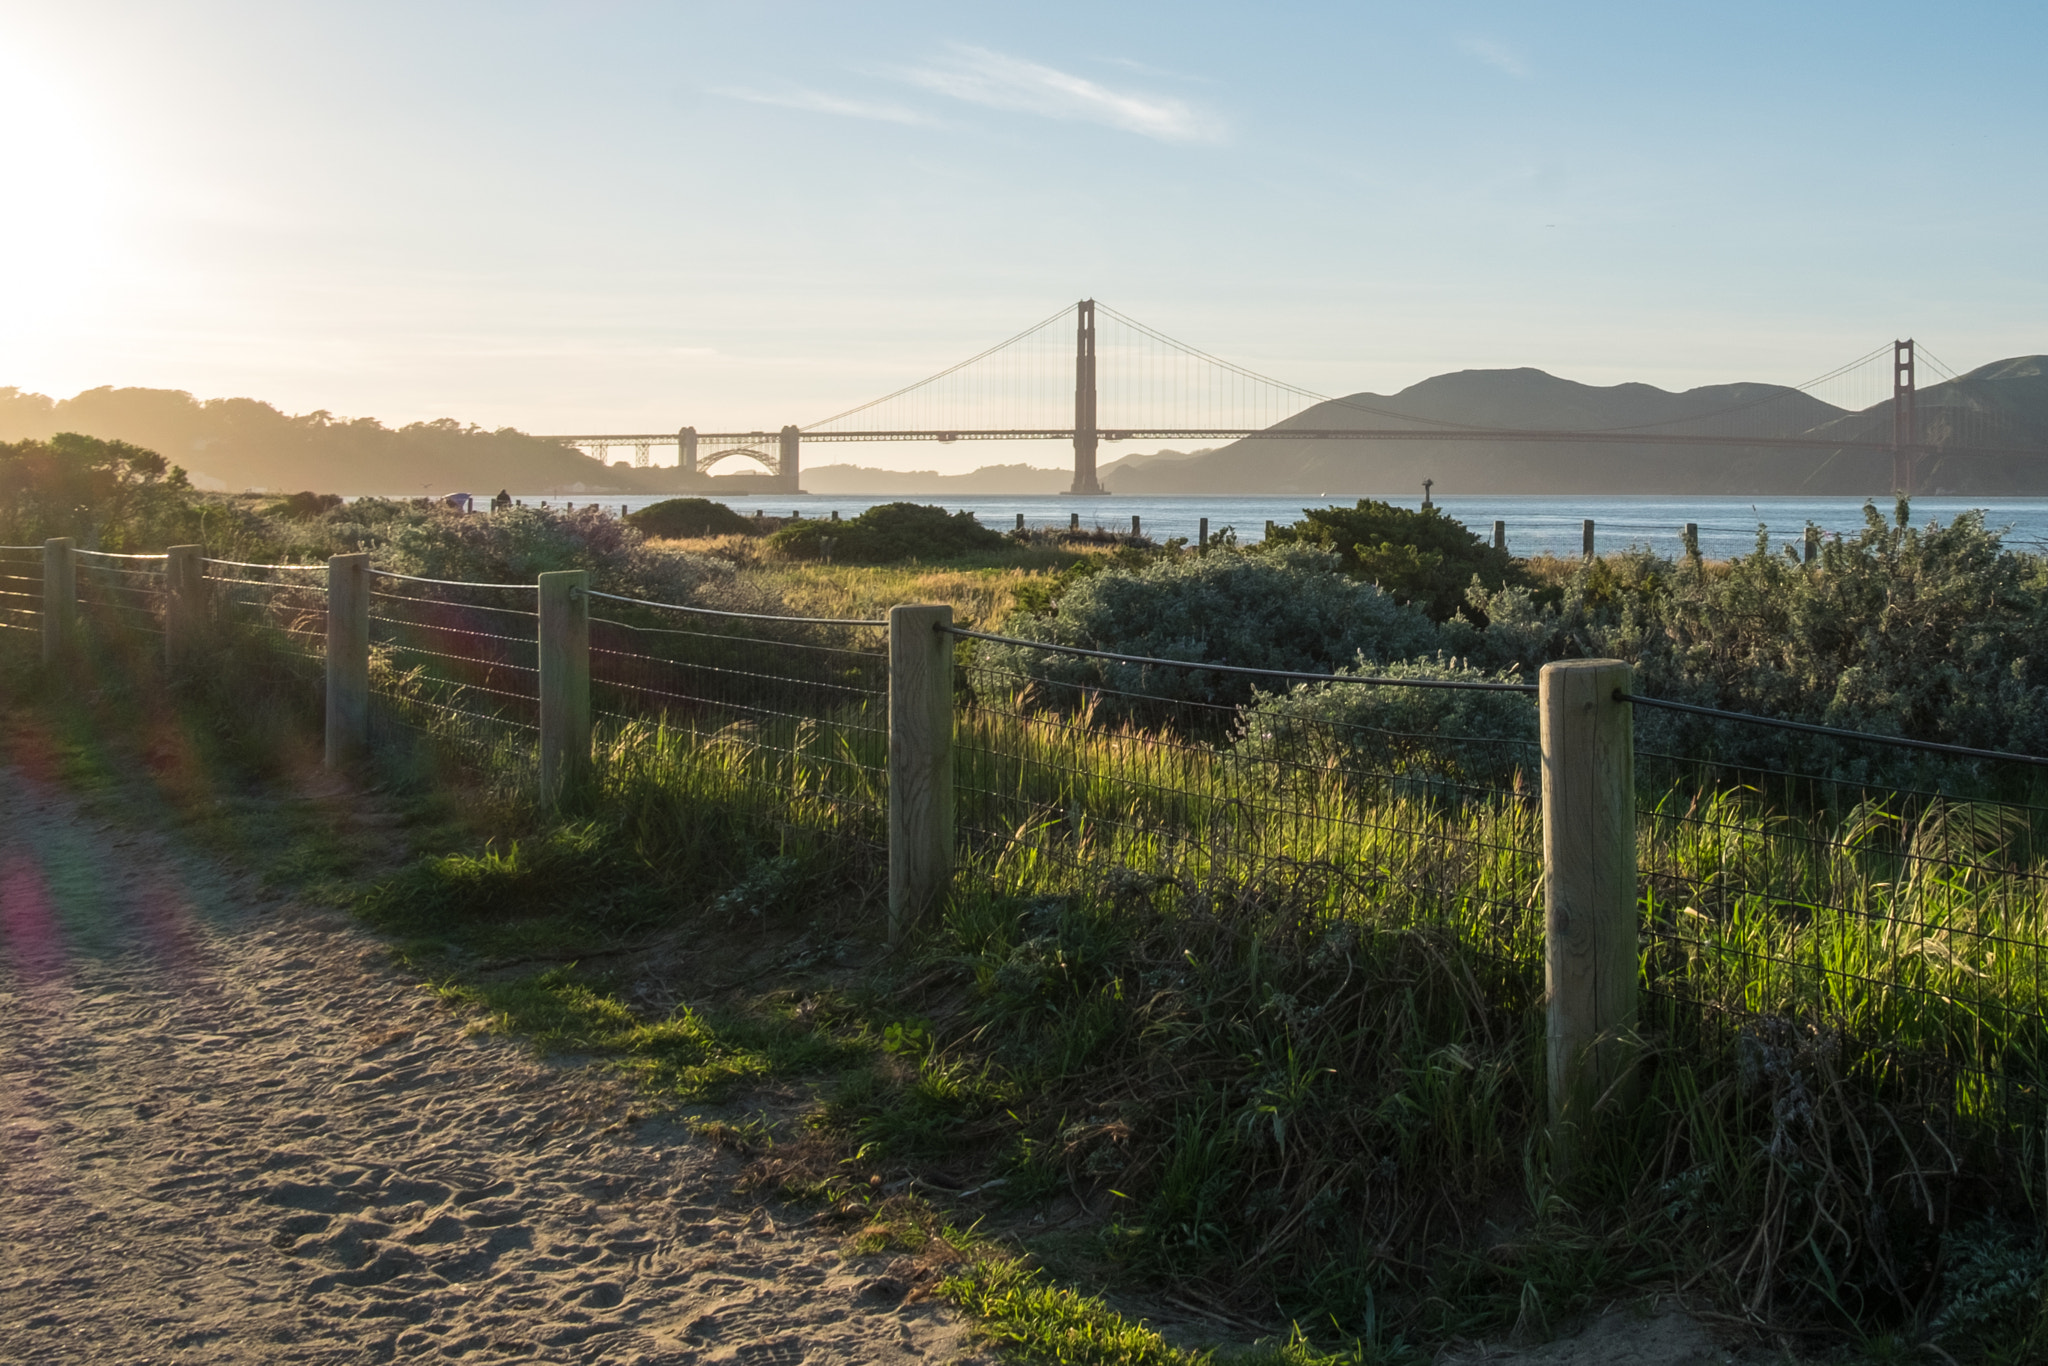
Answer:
[0,767,990,1366]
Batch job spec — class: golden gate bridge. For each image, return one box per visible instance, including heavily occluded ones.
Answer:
[542,300,2041,496]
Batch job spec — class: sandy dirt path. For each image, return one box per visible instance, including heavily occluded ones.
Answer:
[0,769,988,1365]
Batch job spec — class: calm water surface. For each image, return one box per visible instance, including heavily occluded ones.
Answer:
[511,492,2048,561]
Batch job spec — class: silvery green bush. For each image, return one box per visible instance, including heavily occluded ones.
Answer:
[1456,502,2048,777]
[975,544,1441,727]
[1235,654,1537,794]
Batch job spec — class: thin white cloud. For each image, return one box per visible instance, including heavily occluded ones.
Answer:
[1457,35,1531,78]
[1093,55,1213,84]
[899,44,1222,143]
[713,87,934,126]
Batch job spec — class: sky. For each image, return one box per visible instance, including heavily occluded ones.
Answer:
[3,0,2046,472]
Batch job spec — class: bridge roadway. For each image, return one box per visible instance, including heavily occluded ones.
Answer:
[543,428,2037,461]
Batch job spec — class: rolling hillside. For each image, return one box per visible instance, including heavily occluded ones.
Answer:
[1104,357,2048,496]
[0,387,667,497]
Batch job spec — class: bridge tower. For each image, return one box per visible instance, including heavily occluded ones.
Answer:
[779,424,801,492]
[1892,339,1917,494]
[678,427,697,476]
[1070,299,1103,495]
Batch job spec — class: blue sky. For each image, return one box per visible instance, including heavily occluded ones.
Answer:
[3,1,2044,470]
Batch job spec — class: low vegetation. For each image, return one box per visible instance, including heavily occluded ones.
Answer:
[768,500,1010,562]
[14,447,2048,1361]
[627,496,767,540]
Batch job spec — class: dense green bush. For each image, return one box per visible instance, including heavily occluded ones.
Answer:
[265,491,344,519]
[1450,500,2048,771]
[768,502,1005,563]
[0,432,206,551]
[979,545,1440,724]
[1237,655,1538,790]
[1266,499,1527,621]
[372,504,770,609]
[627,497,762,540]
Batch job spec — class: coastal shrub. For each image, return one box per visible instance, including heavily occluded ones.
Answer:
[0,432,207,550]
[266,490,344,520]
[627,497,761,540]
[768,502,1005,563]
[1236,654,1537,791]
[376,504,771,610]
[1456,501,2048,774]
[1266,499,1527,621]
[977,545,1440,724]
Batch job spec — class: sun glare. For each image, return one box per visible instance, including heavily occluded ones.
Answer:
[0,44,128,377]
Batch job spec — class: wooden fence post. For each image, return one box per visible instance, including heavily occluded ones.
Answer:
[42,537,75,667]
[1199,517,1209,554]
[1683,522,1700,563]
[325,553,370,768]
[1540,658,1638,1170]
[164,545,205,670]
[538,569,591,805]
[1493,519,1507,553]
[889,603,954,944]
[1581,518,1596,561]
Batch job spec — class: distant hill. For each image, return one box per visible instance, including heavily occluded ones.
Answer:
[0,386,676,497]
[15,357,2048,499]
[1104,359,2048,496]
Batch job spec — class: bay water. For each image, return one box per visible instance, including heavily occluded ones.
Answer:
[512,491,2048,561]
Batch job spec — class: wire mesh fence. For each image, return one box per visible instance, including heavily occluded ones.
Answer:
[951,636,1546,969]
[206,559,329,698]
[14,541,2048,1142]
[0,547,42,635]
[74,550,166,645]
[1635,727,2048,1134]
[366,571,541,779]
[586,591,889,850]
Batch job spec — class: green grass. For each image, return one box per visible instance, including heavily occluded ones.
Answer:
[22,573,2048,1361]
[432,966,860,1101]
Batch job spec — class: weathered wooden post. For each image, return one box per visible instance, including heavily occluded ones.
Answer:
[325,553,370,767]
[1540,659,1638,1171]
[1493,519,1507,553]
[1199,517,1209,555]
[163,545,206,670]
[888,603,954,944]
[1582,519,1596,561]
[1131,514,1141,537]
[1016,513,1025,532]
[1803,526,1819,563]
[1069,512,1080,533]
[42,537,75,667]
[538,569,591,805]
[1683,522,1700,563]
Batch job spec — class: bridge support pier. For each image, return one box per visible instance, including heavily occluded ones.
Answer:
[1070,299,1103,495]
[779,425,801,493]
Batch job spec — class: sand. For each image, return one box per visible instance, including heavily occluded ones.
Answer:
[0,768,992,1365]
